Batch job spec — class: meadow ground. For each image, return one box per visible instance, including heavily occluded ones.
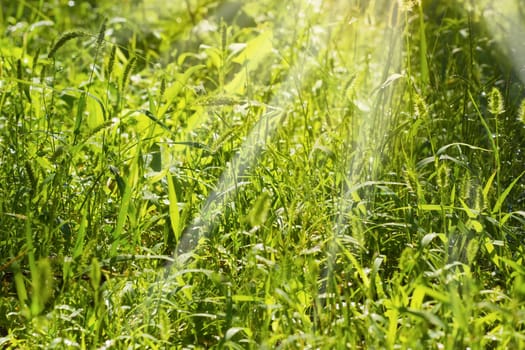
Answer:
[1,0,525,348]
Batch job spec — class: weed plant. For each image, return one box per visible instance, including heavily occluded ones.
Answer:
[1,0,525,348]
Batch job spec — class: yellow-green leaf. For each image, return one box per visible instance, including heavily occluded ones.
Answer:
[167,174,181,242]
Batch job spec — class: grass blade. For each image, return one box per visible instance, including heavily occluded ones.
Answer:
[492,170,525,214]
[167,173,181,243]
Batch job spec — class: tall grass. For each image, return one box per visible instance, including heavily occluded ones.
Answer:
[1,0,525,348]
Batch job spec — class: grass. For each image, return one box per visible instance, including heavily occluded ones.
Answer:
[1,0,525,348]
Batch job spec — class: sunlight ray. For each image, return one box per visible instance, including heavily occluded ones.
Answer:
[173,0,337,264]
[172,0,407,277]
[479,0,525,84]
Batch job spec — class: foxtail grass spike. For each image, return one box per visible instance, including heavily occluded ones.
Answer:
[518,99,525,125]
[48,31,87,58]
[106,45,116,78]
[221,20,227,54]
[97,19,107,46]
[488,87,505,115]
[159,77,166,101]
[121,56,137,91]
[414,93,429,119]
[31,48,40,73]
[24,161,37,192]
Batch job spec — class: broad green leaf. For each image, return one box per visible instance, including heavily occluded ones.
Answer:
[484,237,500,268]
[436,142,491,155]
[499,257,525,274]
[74,93,87,135]
[226,29,273,94]
[449,287,468,330]
[410,285,426,309]
[482,171,497,204]
[247,192,271,227]
[14,269,28,312]
[419,286,448,303]
[73,212,88,259]
[400,307,445,329]
[492,170,525,214]
[225,327,246,341]
[421,232,445,248]
[385,307,398,348]
[501,210,525,225]
[459,198,479,219]
[167,174,181,242]
[86,94,105,129]
[418,204,442,211]
[111,147,140,254]
[231,295,264,302]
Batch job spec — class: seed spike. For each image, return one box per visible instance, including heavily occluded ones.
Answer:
[48,31,87,59]
[97,18,107,46]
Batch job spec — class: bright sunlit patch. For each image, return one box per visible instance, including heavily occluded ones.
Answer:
[172,0,407,269]
[479,0,525,84]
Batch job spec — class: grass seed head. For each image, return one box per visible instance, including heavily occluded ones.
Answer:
[398,0,419,11]
[97,19,107,46]
[106,45,117,78]
[488,86,505,115]
[414,93,429,119]
[121,56,137,91]
[436,163,450,190]
[159,77,166,102]
[48,31,87,58]
[460,171,472,202]
[221,20,227,51]
[31,48,40,72]
[518,98,525,125]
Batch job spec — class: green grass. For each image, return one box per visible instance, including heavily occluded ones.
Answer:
[1,0,525,348]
